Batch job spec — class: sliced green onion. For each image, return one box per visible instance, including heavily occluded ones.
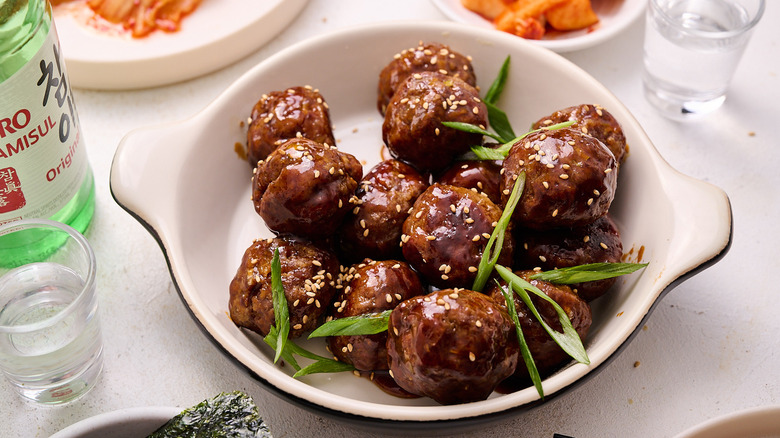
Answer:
[486,102,516,143]
[484,55,510,105]
[495,265,589,365]
[531,262,649,284]
[308,310,391,338]
[498,281,543,399]
[270,249,289,364]
[293,358,355,378]
[472,171,526,292]
[263,326,300,371]
[468,120,578,161]
[441,121,505,143]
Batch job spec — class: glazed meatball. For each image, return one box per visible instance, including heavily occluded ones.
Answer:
[229,236,340,339]
[487,270,592,379]
[437,159,503,205]
[338,160,429,263]
[252,138,362,239]
[382,71,487,174]
[387,289,519,405]
[327,260,424,371]
[246,86,336,167]
[402,184,514,289]
[514,215,623,302]
[500,127,617,230]
[532,104,628,165]
[377,41,477,115]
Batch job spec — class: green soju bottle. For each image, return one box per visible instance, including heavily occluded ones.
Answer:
[0,0,95,265]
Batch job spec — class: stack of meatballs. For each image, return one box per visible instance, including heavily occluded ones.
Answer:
[228,42,628,406]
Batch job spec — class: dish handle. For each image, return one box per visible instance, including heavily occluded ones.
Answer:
[660,168,732,286]
[109,121,190,236]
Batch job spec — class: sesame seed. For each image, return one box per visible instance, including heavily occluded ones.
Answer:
[426,235,436,241]
[502,189,510,195]
[437,298,446,305]
[293,299,300,307]
[472,107,479,115]
[464,207,470,214]
[559,174,570,180]
[293,324,303,330]
[441,274,449,281]
[542,181,549,189]
[386,294,393,303]
[415,211,423,219]
[465,218,475,224]
[312,260,322,267]
[552,209,558,217]
[469,352,476,362]
[393,327,399,336]
[482,233,491,239]
[587,198,594,205]
[539,255,547,262]
[392,263,401,269]
[363,229,370,237]
[396,204,402,213]
[605,168,613,174]
[395,293,402,300]
[475,320,483,327]
[593,189,601,196]
[450,204,457,213]
[360,219,366,228]
[329,167,335,174]
[472,235,481,242]
[468,266,477,272]
[584,236,591,243]
[600,242,609,249]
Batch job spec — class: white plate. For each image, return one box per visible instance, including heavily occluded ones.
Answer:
[54,0,309,90]
[50,406,180,438]
[431,0,647,52]
[675,406,780,438]
[110,21,732,428]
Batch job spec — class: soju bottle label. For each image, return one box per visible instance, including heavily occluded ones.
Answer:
[0,25,88,225]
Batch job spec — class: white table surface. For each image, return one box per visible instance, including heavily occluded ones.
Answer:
[3,1,778,437]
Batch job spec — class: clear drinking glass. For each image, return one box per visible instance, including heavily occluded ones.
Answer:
[0,219,103,404]
[642,0,765,119]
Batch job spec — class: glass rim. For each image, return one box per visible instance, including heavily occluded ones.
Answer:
[0,219,97,334]
[649,0,766,38]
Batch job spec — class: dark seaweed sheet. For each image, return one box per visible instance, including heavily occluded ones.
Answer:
[147,391,272,438]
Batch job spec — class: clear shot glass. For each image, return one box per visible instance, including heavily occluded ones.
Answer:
[642,0,765,119]
[0,219,103,405]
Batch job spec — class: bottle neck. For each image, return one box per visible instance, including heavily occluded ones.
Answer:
[0,0,50,82]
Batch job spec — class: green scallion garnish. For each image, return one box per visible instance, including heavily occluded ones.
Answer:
[495,265,589,365]
[498,281,543,398]
[271,249,289,364]
[530,262,649,284]
[308,310,391,338]
[472,171,526,292]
